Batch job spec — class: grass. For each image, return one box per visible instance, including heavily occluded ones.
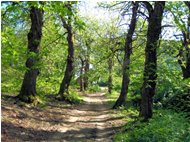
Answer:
[1,66,84,105]
[67,89,84,104]
[114,109,190,142]
[105,91,120,107]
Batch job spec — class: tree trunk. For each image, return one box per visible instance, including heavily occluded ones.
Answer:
[113,2,138,109]
[58,4,74,99]
[79,58,85,91]
[140,2,165,120]
[178,2,190,80]
[84,45,90,90]
[178,2,190,95]
[108,57,113,94]
[58,26,74,98]
[185,2,190,95]
[17,5,43,103]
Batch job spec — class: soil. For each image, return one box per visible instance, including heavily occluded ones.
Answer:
[1,93,125,142]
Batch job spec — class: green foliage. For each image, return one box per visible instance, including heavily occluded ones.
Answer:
[114,110,190,142]
[153,40,183,102]
[166,2,188,32]
[163,91,190,118]
[1,21,27,95]
[105,90,119,107]
[67,89,84,104]
[88,85,101,93]
[1,68,23,94]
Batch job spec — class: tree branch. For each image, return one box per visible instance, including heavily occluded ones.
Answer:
[60,16,68,29]
[42,32,67,48]
[138,10,149,19]
[141,1,153,14]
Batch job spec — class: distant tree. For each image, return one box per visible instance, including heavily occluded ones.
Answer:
[108,54,113,94]
[79,56,85,91]
[17,2,44,103]
[139,1,165,120]
[84,41,91,90]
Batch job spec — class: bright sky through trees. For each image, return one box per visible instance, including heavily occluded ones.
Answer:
[79,1,180,40]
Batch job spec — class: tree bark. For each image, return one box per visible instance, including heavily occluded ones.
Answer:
[58,25,74,98]
[178,2,190,95]
[17,5,43,103]
[113,2,138,109]
[58,4,75,99]
[79,57,85,91]
[140,2,165,120]
[178,2,190,80]
[108,57,113,94]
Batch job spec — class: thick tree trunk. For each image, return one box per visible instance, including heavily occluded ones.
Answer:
[58,26,74,98]
[18,5,43,103]
[140,2,165,120]
[113,2,138,109]
[184,3,190,95]
[108,57,113,94]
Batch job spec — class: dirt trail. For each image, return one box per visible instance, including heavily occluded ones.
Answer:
[2,93,125,142]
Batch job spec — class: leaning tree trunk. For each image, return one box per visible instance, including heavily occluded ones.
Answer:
[113,2,138,109]
[17,5,43,103]
[58,25,74,98]
[140,2,165,120]
[58,5,74,99]
[108,57,113,94]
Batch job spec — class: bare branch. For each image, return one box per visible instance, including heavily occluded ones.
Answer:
[141,1,153,14]
[161,24,175,28]
[138,10,149,19]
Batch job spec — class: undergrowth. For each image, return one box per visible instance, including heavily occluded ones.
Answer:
[88,84,101,93]
[106,90,190,142]
[114,109,190,142]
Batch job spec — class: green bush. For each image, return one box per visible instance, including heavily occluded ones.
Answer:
[163,92,190,118]
[114,110,190,142]
[88,85,101,92]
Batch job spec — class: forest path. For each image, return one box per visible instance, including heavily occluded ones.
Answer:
[2,93,125,142]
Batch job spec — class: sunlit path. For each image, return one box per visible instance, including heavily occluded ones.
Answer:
[2,93,125,142]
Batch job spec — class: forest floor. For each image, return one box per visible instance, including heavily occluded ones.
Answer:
[1,93,126,142]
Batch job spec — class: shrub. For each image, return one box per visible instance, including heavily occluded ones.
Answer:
[67,89,83,104]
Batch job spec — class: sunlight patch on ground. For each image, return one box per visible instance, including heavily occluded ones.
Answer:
[1,93,125,141]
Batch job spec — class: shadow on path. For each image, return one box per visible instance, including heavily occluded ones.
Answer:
[2,93,125,142]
